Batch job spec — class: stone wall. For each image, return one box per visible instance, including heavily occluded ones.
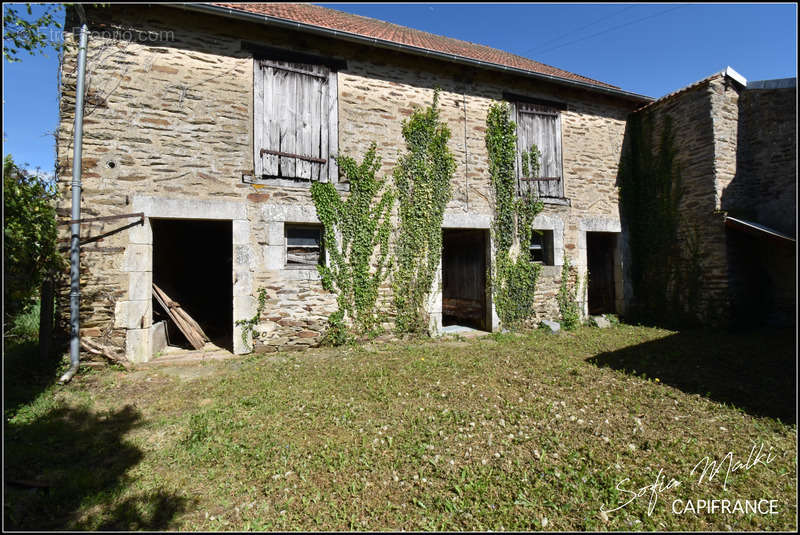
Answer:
[703,76,745,323]
[628,72,796,326]
[710,78,742,211]
[628,75,733,324]
[56,5,638,361]
[724,82,796,327]
[726,85,797,236]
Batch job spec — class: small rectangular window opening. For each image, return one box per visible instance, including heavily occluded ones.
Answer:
[285,224,324,268]
[529,229,555,265]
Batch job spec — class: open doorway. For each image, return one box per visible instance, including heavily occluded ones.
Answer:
[151,219,233,351]
[726,227,795,327]
[587,232,617,315]
[442,228,489,331]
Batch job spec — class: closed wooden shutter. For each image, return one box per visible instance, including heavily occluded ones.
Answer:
[254,59,338,182]
[516,102,563,198]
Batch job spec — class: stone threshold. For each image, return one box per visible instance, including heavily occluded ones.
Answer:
[439,324,493,339]
[139,343,238,367]
[135,328,498,368]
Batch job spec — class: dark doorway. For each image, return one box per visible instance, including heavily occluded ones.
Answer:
[442,229,488,331]
[587,232,617,315]
[727,228,795,328]
[151,219,233,351]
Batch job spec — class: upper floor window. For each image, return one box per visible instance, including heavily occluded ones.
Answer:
[253,57,339,183]
[513,99,564,199]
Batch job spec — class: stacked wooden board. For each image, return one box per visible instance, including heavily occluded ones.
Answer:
[152,283,210,350]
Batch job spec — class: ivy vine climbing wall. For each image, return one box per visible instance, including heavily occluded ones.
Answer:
[392,90,456,334]
[619,112,693,324]
[311,144,395,345]
[485,102,544,328]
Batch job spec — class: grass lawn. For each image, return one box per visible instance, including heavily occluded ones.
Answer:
[4,324,796,531]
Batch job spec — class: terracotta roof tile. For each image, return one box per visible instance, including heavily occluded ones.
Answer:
[633,72,724,113]
[212,2,620,90]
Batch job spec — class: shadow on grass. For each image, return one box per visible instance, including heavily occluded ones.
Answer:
[4,402,188,530]
[3,340,64,422]
[587,327,796,423]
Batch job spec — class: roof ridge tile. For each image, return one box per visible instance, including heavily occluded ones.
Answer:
[211,2,621,90]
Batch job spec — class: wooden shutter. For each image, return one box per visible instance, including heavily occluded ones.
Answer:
[516,103,563,198]
[254,59,338,182]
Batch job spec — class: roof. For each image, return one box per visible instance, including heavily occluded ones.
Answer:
[209,3,623,91]
[747,77,796,90]
[725,216,795,242]
[634,67,746,113]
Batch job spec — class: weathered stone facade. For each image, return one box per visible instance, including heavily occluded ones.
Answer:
[629,71,796,326]
[727,80,796,325]
[55,5,646,361]
[727,83,797,236]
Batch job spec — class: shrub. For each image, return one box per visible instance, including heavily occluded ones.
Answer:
[3,155,63,329]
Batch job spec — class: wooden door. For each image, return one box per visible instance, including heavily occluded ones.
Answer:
[587,232,616,315]
[442,229,488,330]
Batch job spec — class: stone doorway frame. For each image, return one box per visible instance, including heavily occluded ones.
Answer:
[577,217,626,317]
[429,212,499,335]
[120,195,252,362]
[441,227,491,331]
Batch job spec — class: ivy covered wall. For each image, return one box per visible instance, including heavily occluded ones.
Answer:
[620,74,748,326]
[60,5,645,358]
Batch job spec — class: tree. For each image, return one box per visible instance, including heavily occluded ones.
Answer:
[3,154,64,327]
[3,3,63,62]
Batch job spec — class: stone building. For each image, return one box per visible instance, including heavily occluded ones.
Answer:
[55,4,793,363]
[630,68,796,326]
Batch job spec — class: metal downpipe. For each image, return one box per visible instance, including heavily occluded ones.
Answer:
[60,10,89,385]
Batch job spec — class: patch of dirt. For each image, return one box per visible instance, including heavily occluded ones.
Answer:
[152,365,225,382]
[438,340,471,347]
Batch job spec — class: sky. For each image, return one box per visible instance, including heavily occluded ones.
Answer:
[2,2,797,174]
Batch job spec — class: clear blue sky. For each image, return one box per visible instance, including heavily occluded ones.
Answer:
[3,3,796,174]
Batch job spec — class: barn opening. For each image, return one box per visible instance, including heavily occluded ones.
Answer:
[726,221,796,327]
[151,219,233,352]
[586,232,618,315]
[442,228,489,331]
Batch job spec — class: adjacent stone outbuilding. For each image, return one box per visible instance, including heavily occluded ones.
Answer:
[627,68,796,326]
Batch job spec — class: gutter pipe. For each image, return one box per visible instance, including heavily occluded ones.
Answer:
[60,6,89,385]
[176,3,653,104]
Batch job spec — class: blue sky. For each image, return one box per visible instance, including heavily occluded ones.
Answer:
[3,3,796,174]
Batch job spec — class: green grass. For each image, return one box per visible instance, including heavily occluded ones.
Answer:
[4,325,796,531]
[5,300,41,342]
